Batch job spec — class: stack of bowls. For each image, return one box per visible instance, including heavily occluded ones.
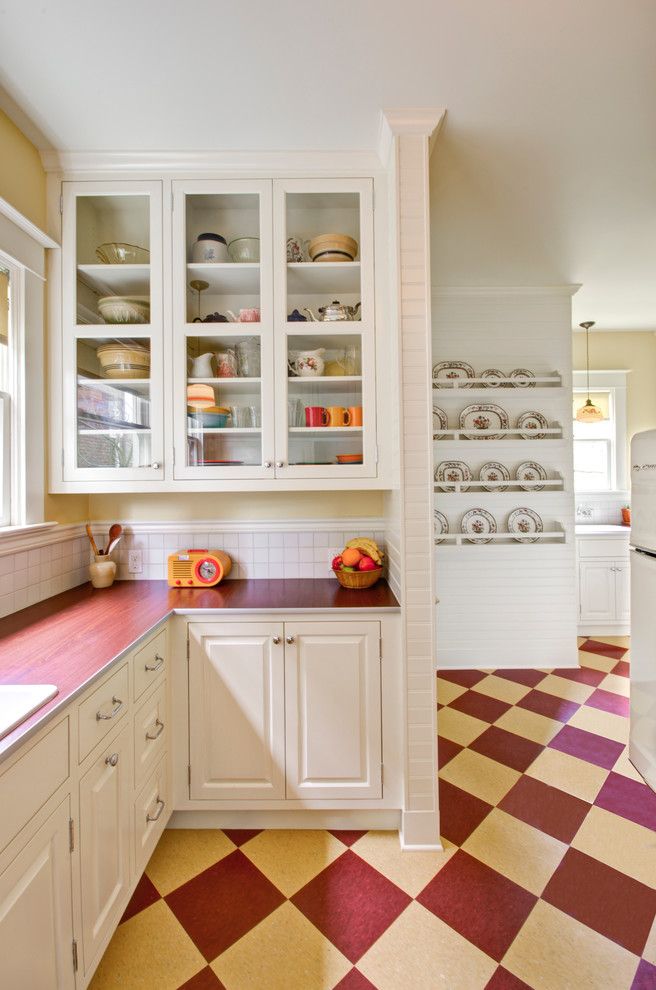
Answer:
[308,234,358,263]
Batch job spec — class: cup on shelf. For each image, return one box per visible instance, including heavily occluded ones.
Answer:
[230,405,251,428]
[249,406,261,428]
[288,398,302,427]
[236,339,261,377]
[326,406,351,427]
[305,406,328,428]
[215,348,238,378]
[347,405,363,427]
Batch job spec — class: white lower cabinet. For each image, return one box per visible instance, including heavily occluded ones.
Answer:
[614,562,630,623]
[188,619,382,801]
[0,797,75,989]
[134,753,169,876]
[579,559,631,625]
[79,724,131,972]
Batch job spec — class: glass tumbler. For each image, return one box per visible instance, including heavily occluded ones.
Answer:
[236,339,261,378]
[230,405,250,428]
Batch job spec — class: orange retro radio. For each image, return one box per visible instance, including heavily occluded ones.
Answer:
[167,549,232,587]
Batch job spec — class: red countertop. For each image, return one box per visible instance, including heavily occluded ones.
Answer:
[0,579,399,762]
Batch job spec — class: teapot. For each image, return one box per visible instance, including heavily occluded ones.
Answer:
[190,352,214,377]
[225,308,260,323]
[288,348,326,377]
[302,300,361,322]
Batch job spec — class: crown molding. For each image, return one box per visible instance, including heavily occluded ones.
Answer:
[40,148,384,176]
[378,108,447,163]
[0,197,58,249]
[432,284,582,297]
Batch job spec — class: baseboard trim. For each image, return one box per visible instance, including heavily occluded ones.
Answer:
[168,809,401,831]
[578,625,630,637]
[400,809,441,850]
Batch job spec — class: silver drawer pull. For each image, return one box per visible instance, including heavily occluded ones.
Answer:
[146,797,165,823]
[145,654,165,672]
[105,753,119,767]
[146,718,164,741]
[96,696,123,721]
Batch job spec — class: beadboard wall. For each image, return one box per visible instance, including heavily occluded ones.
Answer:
[432,287,578,669]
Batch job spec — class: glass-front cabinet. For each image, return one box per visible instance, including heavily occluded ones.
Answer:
[57,175,376,488]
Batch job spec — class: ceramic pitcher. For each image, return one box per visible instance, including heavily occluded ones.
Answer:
[190,353,214,377]
[288,348,326,377]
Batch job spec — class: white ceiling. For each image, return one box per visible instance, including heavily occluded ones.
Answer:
[1,0,655,330]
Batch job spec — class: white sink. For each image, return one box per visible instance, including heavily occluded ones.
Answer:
[0,685,58,740]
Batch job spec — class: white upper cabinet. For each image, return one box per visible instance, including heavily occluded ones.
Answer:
[53,173,380,491]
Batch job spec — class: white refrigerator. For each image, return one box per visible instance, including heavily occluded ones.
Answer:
[629,429,656,790]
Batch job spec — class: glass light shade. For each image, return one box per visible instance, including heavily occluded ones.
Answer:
[576,398,605,423]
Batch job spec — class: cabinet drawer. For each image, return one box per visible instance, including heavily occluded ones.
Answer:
[133,682,167,788]
[134,754,168,875]
[133,628,167,702]
[0,718,69,853]
[78,663,129,763]
[578,538,630,560]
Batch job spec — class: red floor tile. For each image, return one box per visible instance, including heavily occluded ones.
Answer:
[585,687,630,717]
[469,725,543,772]
[595,771,656,830]
[120,872,161,923]
[498,775,590,843]
[580,639,628,660]
[328,830,368,847]
[492,669,549,688]
[291,850,411,963]
[632,960,656,989]
[485,967,533,989]
[542,848,656,956]
[221,829,262,847]
[517,689,580,723]
[417,850,537,961]
[549,724,625,770]
[332,969,379,990]
[437,669,489,688]
[551,666,607,687]
[449,690,512,724]
[438,735,463,769]
[165,850,285,961]
[439,778,494,846]
[178,968,227,989]
[612,659,631,678]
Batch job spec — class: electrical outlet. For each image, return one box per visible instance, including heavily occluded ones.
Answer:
[576,504,593,520]
[128,549,143,573]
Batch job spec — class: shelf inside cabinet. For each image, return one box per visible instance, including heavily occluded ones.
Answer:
[77,376,150,397]
[287,263,360,294]
[186,263,260,294]
[287,375,362,393]
[186,427,260,435]
[77,265,150,295]
[187,377,261,390]
[289,427,363,437]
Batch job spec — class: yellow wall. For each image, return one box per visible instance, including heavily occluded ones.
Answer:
[0,110,47,230]
[573,330,656,467]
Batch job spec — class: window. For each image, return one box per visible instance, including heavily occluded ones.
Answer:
[572,372,628,492]
[0,263,13,525]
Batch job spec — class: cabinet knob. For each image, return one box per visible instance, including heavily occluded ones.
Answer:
[272,636,281,645]
[264,461,272,469]
[276,461,284,469]
[105,752,119,767]
[285,635,295,645]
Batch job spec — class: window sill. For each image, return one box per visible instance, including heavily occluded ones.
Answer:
[0,522,62,554]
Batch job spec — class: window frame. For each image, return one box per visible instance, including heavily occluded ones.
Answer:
[0,252,26,528]
[572,370,628,493]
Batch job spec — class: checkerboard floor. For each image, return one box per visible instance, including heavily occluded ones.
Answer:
[90,636,656,990]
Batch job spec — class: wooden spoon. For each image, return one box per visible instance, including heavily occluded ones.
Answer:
[104,523,122,555]
[85,524,100,556]
[107,535,122,556]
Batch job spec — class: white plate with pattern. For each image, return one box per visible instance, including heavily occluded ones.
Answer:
[432,361,475,388]
[516,410,549,439]
[433,406,449,438]
[434,510,449,544]
[461,508,497,544]
[515,461,547,491]
[480,369,505,388]
[460,404,509,440]
[508,507,543,543]
[509,368,535,388]
[479,461,510,491]
[435,460,472,491]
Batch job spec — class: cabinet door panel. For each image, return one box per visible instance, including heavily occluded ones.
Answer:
[614,564,631,623]
[79,725,131,969]
[0,798,75,990]
[579,561,615,623]
[189,622,285,799]
[285,621,381,799]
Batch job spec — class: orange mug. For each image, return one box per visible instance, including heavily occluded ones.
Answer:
[347,406,363,427]
[326,405,351,427]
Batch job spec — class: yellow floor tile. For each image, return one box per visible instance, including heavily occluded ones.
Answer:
[88,900,206,990]
[239,829,344,897]
[571,805,656,887]
[568,704,628,744]
[439,748,520,805]
[598,672,630,697]
[211,901,350,990]
[350,830,456,897]
[502,900,640,990]
[526,748,608,803]
[462,809,568,896]
[472,674,531,705]
[536,673,595,704]
[494,706,562,745]
[145,828,236,896]
[643,914,656,966]
[437,706,488,747]
[358,900,496,990]
[613,746,646,782]
[436,677,467,706]
[590,636,630,648]
[578,651,617,673]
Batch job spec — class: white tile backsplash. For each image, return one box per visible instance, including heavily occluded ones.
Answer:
[575,493,630,526]
[0,530,90,618]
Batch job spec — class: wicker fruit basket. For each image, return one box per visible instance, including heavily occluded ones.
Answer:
[333,567,382,590]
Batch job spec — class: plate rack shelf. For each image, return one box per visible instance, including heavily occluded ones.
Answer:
[433,372,563,390]
[435,528,566,547]
[434,475,565,493]
[434,425,563,441]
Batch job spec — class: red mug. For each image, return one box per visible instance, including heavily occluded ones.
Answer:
[305,406,328,427]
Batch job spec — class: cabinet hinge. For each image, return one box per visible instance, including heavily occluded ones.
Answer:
[380,762,384,787]
[72,938,78,973]
[61,448,65,468]
[372,186,375,211]
[186,638,190,661]
[379,637,383,661]
[68,818,75,853]
[374,445,379,465]
[171,189,175,210]
[59,194,63,215]
[188,764,191,788]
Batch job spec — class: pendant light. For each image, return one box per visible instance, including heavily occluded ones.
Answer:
[576,321,604,422]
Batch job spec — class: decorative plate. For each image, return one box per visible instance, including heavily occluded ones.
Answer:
[508,507,543,543]
[480,369,505,388]
[509,368,535,388]
[432,361,475,388]
[516,410,549,439]
[434,510,449,544]
[433,406,449,438]
[459,403,509,440]
[461,508,497,544]
[435,460,472,491]
[515,461,547,491]
[479,461,510,491]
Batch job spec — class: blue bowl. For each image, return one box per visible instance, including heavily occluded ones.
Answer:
[187,411,229,428]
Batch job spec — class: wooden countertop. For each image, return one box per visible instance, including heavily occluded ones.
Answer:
[0,579,399,762]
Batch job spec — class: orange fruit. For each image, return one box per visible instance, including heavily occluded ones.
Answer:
[342,547,362,567]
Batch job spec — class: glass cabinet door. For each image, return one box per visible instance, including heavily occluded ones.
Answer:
[272,178,377,478]
[61,181,164,481]
[172,180,274,480]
